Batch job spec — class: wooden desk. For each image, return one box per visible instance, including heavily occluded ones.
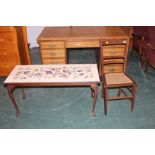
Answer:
[37,26,130,75]
[4,64,100,116]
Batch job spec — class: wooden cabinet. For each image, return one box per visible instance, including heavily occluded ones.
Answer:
[39,41,66,64]
[0,26,31,76]
[100,39,128,75]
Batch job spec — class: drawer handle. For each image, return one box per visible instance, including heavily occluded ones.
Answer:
[105,41,109,44]
[0,39,4,42]
[74,43,81,46]
[109,68,115,72]
[122,40,127,44]
[50,53,56,56]
[51,59,56,63]
[49,44,56,48]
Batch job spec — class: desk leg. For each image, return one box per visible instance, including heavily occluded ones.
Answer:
[90,84,98,117]
[7,85,19,117]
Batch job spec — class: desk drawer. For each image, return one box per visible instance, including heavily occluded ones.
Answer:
[0,62,17,76]
[102,64,124,74]
[0,33,14,49]
[40,41,65,49]
[42,58,66,64]
[41,49,65,58]
[102,39,127,45]
[103,59,125,64]
[67,41,99,48]
[0,49,18,60]
[103,45,125,57]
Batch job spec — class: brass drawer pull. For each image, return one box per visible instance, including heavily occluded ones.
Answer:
[111,49,114,54]
[51,59,56,63]
[50,53,56,56]
[74,43,81,46]
[48,44,56,48]
[109,68,115,72]
[122,40,127,44]
[105,41,109,44]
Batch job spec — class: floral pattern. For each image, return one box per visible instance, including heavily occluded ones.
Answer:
[4,65,100,83]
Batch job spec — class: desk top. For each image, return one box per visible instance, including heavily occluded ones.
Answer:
[37,26,130,41]
[4,64,100,84]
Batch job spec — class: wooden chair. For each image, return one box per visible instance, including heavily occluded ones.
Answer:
[100,40,137,115]
[131,26,148,57]
[130,27,149,69]
[140,27,155,72]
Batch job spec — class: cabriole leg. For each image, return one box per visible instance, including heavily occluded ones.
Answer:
[90,84,98,117]
[7,85,19,117]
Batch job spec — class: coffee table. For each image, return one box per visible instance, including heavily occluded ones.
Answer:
[4,64,100,116]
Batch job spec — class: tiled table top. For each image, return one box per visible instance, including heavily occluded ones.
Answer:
[4,64,100,84]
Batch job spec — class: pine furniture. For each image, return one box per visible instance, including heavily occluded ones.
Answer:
[100,40,137,115]
[37,26,130,76]
[0,26,31,76]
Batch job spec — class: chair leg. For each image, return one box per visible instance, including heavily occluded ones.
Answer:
[131,98,134,112]
[131,84,136,112]
[117,88,121,96]
[131,47,134,57]
[102,81,104,98]
[103,87,108,115]
[144,60,149,72]
[140,55,143,69]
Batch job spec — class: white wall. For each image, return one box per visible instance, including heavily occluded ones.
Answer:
[27,26,44,48]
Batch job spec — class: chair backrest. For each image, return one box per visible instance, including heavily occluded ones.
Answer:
[133,26,149,40]
[100,40,128,75]
[148,27,155,46]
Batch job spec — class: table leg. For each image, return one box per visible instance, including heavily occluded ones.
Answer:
[7,85,19,117]
[21,88,26,99]
[90,84,98,117]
